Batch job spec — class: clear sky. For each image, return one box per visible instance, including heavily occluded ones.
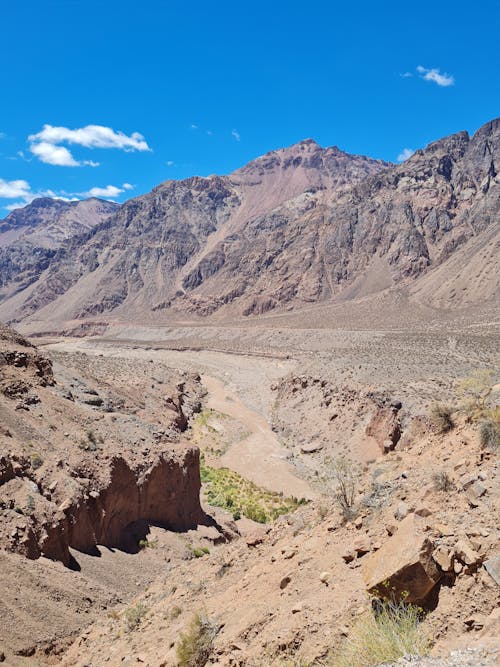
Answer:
[0,0,499,212]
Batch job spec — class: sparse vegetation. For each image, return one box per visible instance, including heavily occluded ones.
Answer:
[138,538,157,549]
[169,605,182,620]
[25,495,35,514]
[78,429,102,452]
[331,602,429,667]
[458,368,498,419]
[329,456,359,520]
[191,546,210,558]
[200,458,306,523]
[479,416,500,452]
[30,453,43,470]
[429,402,455,433]
[432,470,454,492]
[176,611,219,667]
[123,602,148,631]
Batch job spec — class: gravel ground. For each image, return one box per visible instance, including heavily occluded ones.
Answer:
[383,648,500,666]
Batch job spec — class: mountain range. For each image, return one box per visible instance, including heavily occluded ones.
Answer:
[0,118,498,332]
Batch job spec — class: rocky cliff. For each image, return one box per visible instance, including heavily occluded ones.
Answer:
[0,323,206,566]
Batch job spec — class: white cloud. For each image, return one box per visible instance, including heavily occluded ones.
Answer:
[0,132,6,140]
[400,72,413,78]
[82,182,134,200]
[0,178,32,199]
[0,178,80,211]
[416,65,454,87]
[29,141,82,167]
[166,160,175,166]
[190,124,199,130]
[28,123,151,166]
[397,148,415,162]
[231,129,241,142]
[29,124,151,151]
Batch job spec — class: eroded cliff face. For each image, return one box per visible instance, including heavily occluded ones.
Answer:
[0,323,206,567]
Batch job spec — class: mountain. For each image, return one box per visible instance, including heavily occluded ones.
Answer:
[0,118,498,331]
[0,198,119,302]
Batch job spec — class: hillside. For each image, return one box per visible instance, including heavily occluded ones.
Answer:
[0,198,119,303]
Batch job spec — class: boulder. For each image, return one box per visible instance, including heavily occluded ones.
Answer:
[484,554,500,586]
[454,539,482,567]
[433,546,454,572]
[365,405,402,452]
[362,514,441,605]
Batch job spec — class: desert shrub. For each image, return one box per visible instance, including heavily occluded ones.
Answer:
[479,418,500,452]
[330,457,359,520]
[123,602,148,631]
[176,611,218,667]
[331,602,429,667]
[25,495,35,514]
[432,470,454,492]
[78,429,101,451]
[30,453,43,470]
[429,403,454,433]
[170,605,182,619]
[192,546,210,558]
[138,538,157,549]
[458,368,498,419]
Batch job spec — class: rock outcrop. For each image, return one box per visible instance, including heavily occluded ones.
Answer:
[0,323,206,567]
[362,513,442,605]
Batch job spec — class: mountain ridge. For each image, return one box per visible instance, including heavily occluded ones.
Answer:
[0,118,498,331]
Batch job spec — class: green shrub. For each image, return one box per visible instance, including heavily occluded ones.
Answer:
[192,546,210,558]
[176,612,218,667]
[200,458,305,523]
[429,403,454,433]
[331,602,429,667]
[138,538,157,549]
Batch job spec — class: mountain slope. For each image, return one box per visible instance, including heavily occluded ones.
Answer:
[0,198,119,302]
[0,118,498,330]
[0,141,388,326]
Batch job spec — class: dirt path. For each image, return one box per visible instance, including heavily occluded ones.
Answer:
[203,374,316,499]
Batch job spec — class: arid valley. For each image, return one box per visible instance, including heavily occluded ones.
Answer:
[0,39,499,663]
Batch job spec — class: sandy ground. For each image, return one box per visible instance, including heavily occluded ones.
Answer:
[203,374,315,499]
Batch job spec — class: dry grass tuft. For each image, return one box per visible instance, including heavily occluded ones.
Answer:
[176,611,218,667]
[331,602,429,667]
[429,403,455,433]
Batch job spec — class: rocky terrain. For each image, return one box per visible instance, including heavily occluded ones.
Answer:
[0,198,119,304]
[0,323,247,660]
[0,117,497,334]
[0,118,498,666]
[0,323,494,666]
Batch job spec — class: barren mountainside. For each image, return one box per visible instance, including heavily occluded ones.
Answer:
[0,118,498,330]
[0,197,119,303]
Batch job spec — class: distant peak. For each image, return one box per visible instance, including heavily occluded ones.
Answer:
[295,138,320,147]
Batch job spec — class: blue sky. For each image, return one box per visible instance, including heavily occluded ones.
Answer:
[0,0,499,213]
